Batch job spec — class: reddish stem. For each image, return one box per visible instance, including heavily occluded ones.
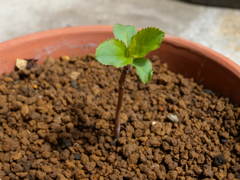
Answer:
[114,65,132,139]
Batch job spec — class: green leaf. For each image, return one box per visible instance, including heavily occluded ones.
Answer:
[130,27,165,58]
[113,24,138,49]
[95,39,133,68]
[132,58,153,84]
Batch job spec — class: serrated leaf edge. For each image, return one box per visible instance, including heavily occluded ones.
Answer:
[113,24,138,49]
[95,38,127,62]
[96,38,127,51]
[129,27,165,58]
[133,58,153,84]
[95,38,133,68]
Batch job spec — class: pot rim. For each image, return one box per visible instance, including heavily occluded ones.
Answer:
[1,25,239,78]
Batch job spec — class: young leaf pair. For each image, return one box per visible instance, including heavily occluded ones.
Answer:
[96,24,165,83]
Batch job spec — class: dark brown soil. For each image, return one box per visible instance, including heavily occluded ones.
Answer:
[0,54,239,180]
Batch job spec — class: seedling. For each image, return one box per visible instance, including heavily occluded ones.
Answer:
[96,24,165,139]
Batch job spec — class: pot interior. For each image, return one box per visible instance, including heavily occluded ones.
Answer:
[0,26,239,104]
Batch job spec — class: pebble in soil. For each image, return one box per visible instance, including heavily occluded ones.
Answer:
[213,154,226,167]
[60,138,72,149]
[73,153,81,160]
[0,54,239,180]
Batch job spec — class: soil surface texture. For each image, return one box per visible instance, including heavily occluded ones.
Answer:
[0,54,239,180]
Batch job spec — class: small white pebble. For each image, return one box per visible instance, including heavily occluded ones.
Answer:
[70,71,80,80]
[167,114,179,123]
[38,95,43,99]
[16,59,27,70]
[152,121,156,125]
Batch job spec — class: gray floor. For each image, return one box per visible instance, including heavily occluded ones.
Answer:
[1,0,240,65]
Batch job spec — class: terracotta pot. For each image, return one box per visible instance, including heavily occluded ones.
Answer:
[0,25,239,104]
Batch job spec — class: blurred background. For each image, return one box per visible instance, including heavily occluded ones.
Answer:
[0,0,240,65]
